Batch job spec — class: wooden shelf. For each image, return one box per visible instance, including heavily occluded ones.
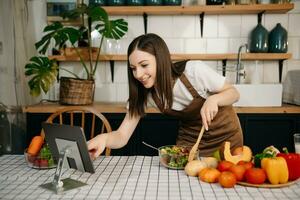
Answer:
[23,102,300,114]
[49,53,292,62]
[102,4,294,15]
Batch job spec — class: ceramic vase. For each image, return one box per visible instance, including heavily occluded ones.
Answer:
[127,0,144,5]
[269,23,288,53]
[249,22,269,53]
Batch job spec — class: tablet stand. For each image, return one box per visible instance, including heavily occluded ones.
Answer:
[40,144,87,194]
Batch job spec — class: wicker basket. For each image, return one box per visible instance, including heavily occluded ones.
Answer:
[59,77,95,105]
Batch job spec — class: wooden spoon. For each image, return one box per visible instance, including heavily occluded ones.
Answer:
[188,126,205,162]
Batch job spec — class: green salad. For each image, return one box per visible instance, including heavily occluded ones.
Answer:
[159,146,189,169]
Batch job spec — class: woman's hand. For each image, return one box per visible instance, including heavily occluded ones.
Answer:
[87,134,108,160]
[200,82,240,131]
[201,96,219,131]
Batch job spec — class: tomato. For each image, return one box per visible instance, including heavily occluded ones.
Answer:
[229,164,246,181]
[199,168,221,183]
[217,160,234,172]
[244,168,266,184]
[39,159,48,167]
[219,171,237,188]
[237,161,254,170]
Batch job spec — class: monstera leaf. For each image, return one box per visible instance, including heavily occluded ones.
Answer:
[25,57,58,97]
[35,22,80,55]
[95,18,128,40]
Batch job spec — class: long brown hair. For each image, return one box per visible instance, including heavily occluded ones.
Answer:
[127,33,176,117]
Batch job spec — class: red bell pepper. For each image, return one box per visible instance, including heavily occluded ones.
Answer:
[277,147,300,181]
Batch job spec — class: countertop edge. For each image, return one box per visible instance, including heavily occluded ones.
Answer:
[22,102,300,114]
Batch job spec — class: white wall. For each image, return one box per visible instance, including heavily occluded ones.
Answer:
[91,2,300,102]
[1,0,300,104]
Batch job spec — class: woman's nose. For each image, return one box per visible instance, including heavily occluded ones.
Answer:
[135,67,143,79]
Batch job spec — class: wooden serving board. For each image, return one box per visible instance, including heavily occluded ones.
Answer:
[237,179,299,188]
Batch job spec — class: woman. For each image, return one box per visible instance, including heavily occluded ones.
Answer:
[88,33,243,158]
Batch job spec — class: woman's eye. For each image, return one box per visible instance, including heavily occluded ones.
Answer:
[141,64,148,68]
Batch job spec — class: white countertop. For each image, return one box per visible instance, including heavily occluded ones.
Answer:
[0,155,299,200]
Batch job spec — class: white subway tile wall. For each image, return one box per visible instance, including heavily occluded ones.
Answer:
[38,2,300,102]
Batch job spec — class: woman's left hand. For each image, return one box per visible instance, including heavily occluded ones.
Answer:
[200,96,219,131]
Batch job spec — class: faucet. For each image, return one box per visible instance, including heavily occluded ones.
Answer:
[236,44,248,84]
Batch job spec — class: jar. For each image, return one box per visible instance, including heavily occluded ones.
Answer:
[145,0,163,5]
[237,0,250,4]
[269,23,288,53]
[206,0,225,5]
[127,0,144,5]
[164,0,182,5]
[89,0,106,6]
[249,22,269,53]
[107,0,126,6]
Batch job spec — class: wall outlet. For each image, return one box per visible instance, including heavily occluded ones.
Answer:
[0,42,2,55]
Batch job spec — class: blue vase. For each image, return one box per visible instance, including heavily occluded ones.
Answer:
[269,23,288,53]
[164,0,182,5]
[127,0,144,5]
[89,0,106,6]
[107,0,125,6]
[249,22,269,53]
[145,0,163,5]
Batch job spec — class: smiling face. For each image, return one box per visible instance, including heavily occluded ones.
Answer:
[129,49,157,88]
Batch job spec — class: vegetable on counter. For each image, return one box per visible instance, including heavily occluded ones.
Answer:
[253,145,279,168]
[261,157,289,185]
[277,147,300,181]
[27,135,44,156]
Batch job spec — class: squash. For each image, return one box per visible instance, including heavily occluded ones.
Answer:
[224,141,252,164]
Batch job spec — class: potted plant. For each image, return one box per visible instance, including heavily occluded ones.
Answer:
[25,3,128,105]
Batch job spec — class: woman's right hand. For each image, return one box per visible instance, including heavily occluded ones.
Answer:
[87,134,107,160]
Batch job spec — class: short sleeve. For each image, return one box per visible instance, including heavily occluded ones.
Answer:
[184,61,226,97]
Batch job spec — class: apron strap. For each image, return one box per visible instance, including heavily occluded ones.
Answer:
[179,73,200,99]
[151,90,164,112]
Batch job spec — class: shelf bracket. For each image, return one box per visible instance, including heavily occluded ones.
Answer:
[279,60,283,83]
[222,60,227,76]
[143,13,148,34]
[110,60,115,82]
[257,11,265,24]
[199,13,205,38]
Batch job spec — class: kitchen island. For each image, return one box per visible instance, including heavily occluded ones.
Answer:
[0,155,299,200]
[21,102,300,155]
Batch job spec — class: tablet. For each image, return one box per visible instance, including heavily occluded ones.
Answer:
[42,122,95,174]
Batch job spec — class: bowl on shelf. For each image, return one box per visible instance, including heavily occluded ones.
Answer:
[24,147,56,169]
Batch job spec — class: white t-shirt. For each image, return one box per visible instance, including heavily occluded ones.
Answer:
[148,60,226,111]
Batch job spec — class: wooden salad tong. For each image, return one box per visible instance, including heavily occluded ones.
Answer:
[188,126,205,162]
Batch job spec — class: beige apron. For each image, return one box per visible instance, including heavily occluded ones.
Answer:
[152,73,243,157]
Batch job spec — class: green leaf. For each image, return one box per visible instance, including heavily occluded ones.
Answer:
[24,56,58,96]
[95,19,128,40]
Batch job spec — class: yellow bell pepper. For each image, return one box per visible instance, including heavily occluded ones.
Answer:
[261,157,289,185]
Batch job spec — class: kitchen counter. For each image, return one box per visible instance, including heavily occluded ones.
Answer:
[1,155,299,200]
[23,102,300,114]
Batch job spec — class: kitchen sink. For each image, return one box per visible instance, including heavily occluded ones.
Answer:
[233,84,283,107]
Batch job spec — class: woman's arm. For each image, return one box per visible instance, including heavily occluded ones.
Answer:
[87,112,140,159]
[201,82,240,130]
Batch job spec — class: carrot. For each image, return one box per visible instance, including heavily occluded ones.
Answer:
[27,136,44,156]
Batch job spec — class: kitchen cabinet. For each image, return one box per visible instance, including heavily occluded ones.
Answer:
[239,114,300,154]
[23,103,300,155]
